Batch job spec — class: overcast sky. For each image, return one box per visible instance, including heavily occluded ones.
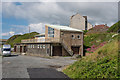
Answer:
[1,1,119,39]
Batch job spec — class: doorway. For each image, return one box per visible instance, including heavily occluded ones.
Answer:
[53,46,62,56]
[71,46,80,54]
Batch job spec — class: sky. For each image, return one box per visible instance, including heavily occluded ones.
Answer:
[1,0,119,39]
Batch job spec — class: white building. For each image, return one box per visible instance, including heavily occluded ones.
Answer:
[70,13,93,30]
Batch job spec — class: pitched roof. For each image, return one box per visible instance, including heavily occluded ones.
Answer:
[45,24,83,32]
[94,24,109,28]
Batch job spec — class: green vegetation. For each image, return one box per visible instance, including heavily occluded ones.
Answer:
[6,32,39,47]
[83,33,118,54]
[83,30,88,34]
[107,21,120,33]
[84,33,115,47]
[63,38,119,78]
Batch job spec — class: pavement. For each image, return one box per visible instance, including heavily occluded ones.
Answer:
[2,53,76,79]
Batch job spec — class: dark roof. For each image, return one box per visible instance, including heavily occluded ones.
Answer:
[94,24,109,28]
[86,24,110,34]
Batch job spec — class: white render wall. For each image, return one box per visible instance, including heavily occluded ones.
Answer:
[87,22,93,30]
[70,14,85,30]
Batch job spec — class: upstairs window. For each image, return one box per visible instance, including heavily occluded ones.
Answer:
[71,35,75,39]
[77,35,80,39]
[48,27,54,37]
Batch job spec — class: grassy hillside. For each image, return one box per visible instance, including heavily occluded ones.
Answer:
[63,37,119,78]
[84,33,114,47]
[107,21,120,33]
[6,32,39,47]
[83,33,118,54]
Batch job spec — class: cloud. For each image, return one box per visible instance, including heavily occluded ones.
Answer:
[29,23,45,33]
[2,31,15,36]
[2,2,118,27]
[10,23,45,35]
[2,0,119,2]
[2,33,9,36]
[9,31,15,36]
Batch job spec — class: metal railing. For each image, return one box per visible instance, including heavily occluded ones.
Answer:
[21,38,60,43]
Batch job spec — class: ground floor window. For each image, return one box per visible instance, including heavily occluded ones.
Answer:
[43,45,45,49]
[37,45,40,48]
[40,45,42,49]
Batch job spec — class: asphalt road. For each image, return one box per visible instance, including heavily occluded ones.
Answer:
[2,54,76,79]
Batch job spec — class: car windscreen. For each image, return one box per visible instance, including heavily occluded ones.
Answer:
[3,48,11,51]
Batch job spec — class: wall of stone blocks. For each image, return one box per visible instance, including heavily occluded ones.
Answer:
[26,43,51,56]
[60,31,83,55]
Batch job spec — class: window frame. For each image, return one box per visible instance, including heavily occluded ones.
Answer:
[48,27,54,37]
[71,35,75,39]
[43,45,45,49]
[77,35,81,39]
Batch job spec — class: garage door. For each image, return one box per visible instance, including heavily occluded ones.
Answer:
[53,46,62,56]
[71,46,80,54]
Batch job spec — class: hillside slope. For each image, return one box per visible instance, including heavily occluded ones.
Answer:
[6,32,39,47]
[86,24,109,34]
[107,21,120,33]
[63,35,119,78]
[83,33,118,54]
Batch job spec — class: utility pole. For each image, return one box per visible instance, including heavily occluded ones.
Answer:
[29,26,30,33]
[29,26,30,39]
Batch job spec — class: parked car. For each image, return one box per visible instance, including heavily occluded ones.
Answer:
[2,45,11,56]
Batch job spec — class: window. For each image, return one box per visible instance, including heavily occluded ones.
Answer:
[28,45,30,48]
[31,45,32,48]
[3,48,11,51]
[71,35,75,39]
[77,35,80,39]
[43,45,45,49]
[48,27,54,37]
[37,45,40,48]
[40,45,42,49]
[33,45,34,48]
[18,46,20,48]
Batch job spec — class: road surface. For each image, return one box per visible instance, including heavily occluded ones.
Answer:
[2,54,76,79]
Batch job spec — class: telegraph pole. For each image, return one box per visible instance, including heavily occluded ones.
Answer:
[29,26,30,39]
[29,26,30,33]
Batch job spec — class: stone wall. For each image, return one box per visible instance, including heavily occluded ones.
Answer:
[27,43,51,56]
[60,31,83,56]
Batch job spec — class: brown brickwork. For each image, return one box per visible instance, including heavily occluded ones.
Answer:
[62,47,70,56]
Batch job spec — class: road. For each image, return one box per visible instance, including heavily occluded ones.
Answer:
[2,54,76,79]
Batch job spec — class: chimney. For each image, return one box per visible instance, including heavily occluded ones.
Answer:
[83,16,87,21]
